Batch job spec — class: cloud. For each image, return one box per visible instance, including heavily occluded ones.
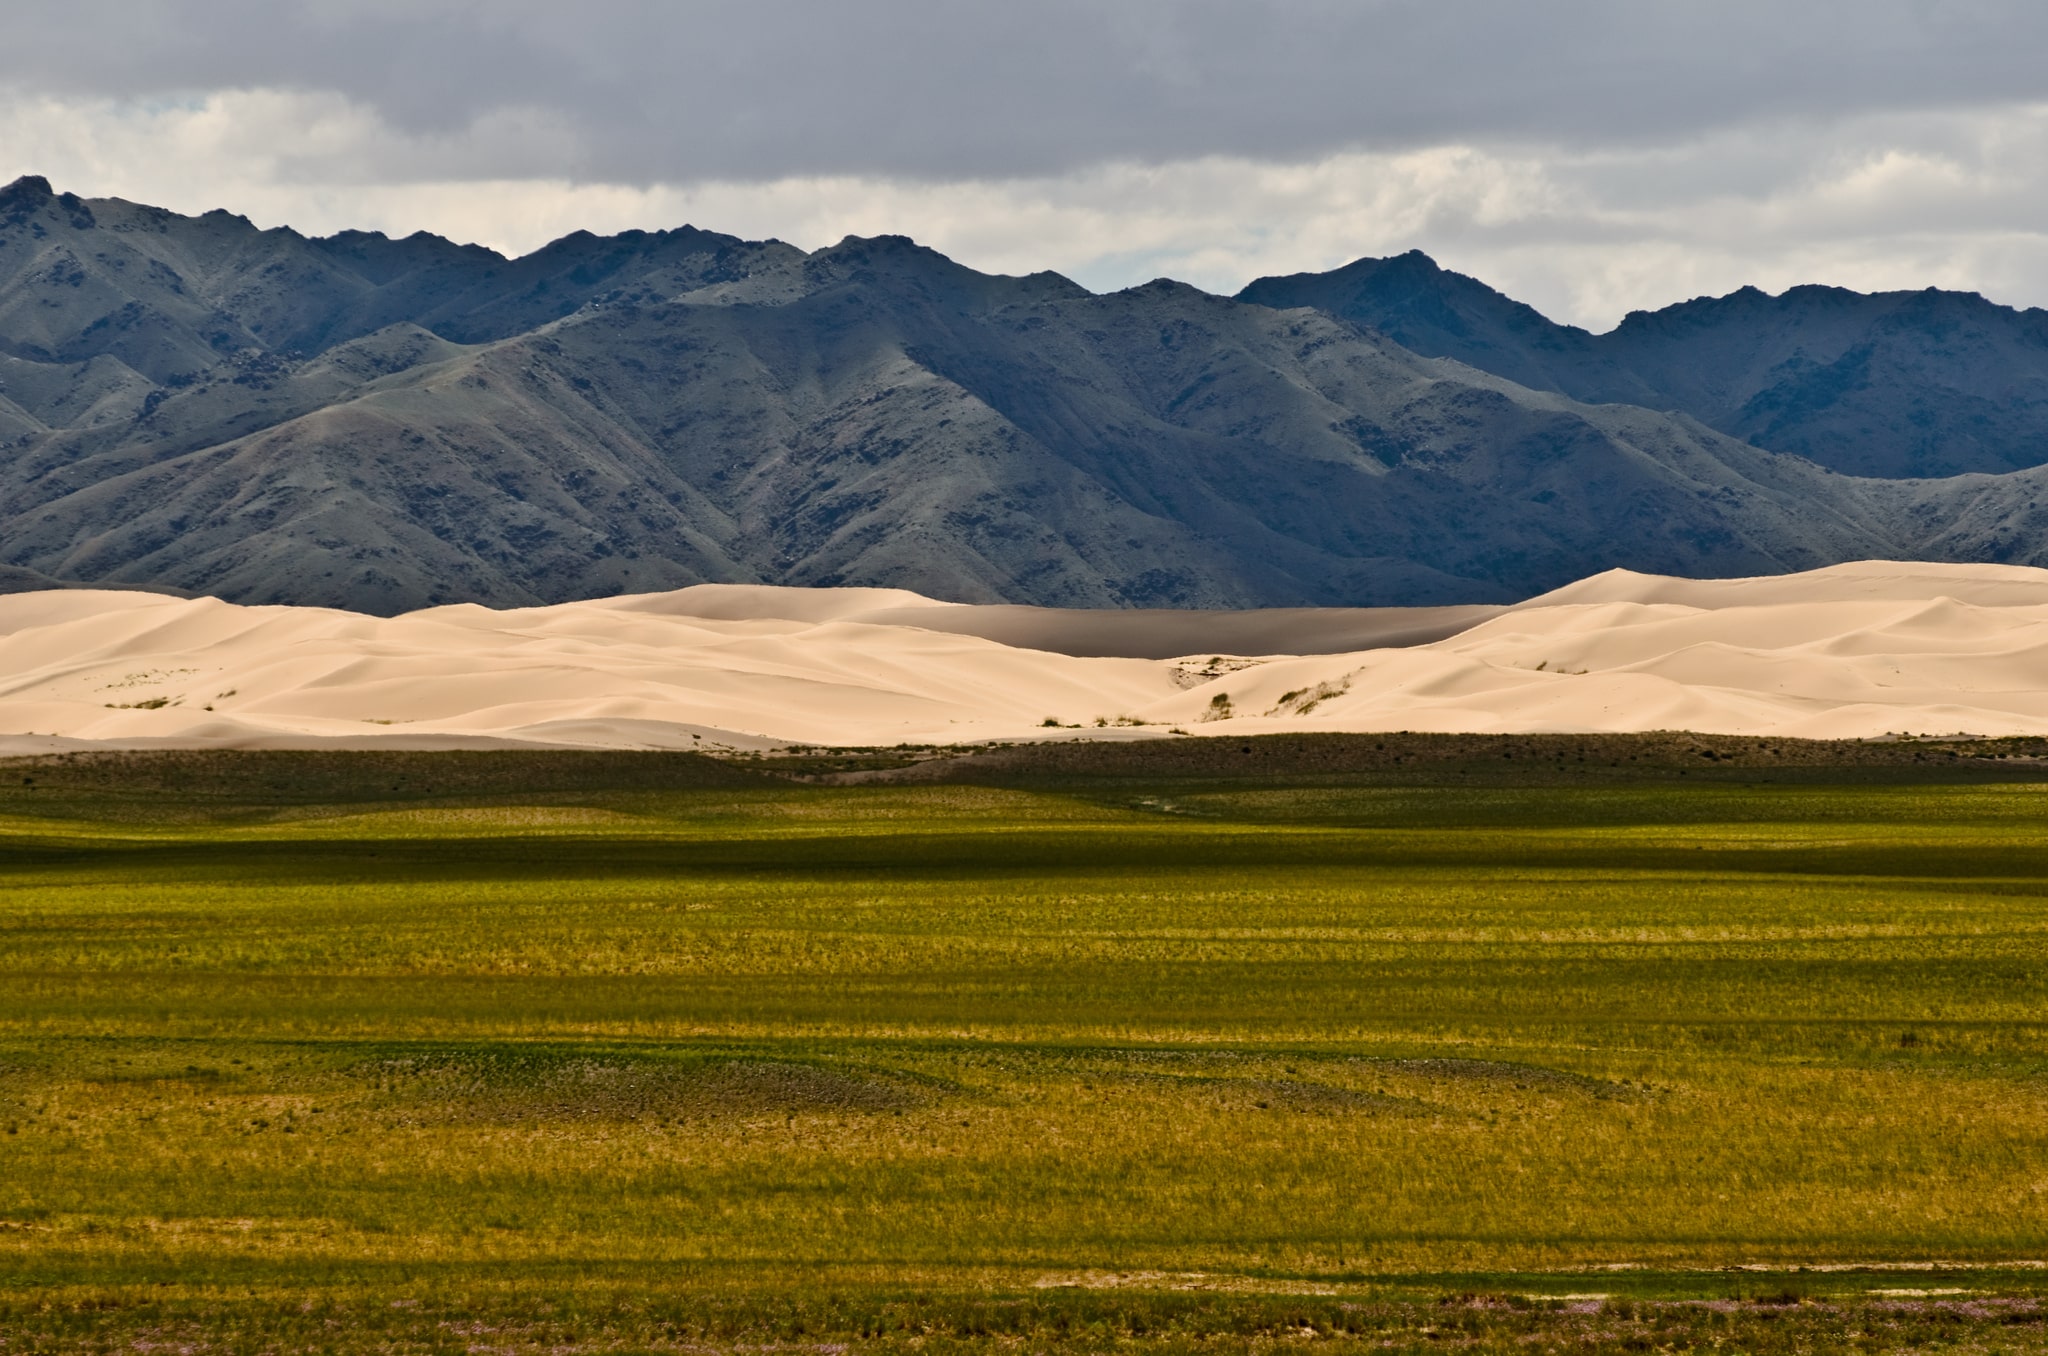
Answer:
[12,88,2048,329]
[5,2,2048,329]
[2,0,2048,182]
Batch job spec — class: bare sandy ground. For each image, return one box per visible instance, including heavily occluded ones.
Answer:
[4,561,2048,750]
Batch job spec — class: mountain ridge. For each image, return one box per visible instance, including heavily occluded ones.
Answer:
[6,176,2048,612]
[1240,251,2048,478]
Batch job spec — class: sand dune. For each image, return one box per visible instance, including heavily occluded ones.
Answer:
[5,561,2048,750]
[634,587,1507,659]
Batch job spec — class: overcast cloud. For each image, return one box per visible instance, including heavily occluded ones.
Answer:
[4,0,2048,327]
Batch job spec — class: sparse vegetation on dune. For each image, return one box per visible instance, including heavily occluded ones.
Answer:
[1,740,2046,1350]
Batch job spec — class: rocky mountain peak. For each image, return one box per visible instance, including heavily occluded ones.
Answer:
[0,175,53,208]
[1245,252,2048,478]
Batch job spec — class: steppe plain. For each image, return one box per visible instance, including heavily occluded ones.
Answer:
[5,565,2048,1351]
[2,734,2047,1353]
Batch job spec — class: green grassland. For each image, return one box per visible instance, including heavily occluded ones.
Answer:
[2,743,2047,1351]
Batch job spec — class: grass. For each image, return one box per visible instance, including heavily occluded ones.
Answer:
[1,743,2047,1350]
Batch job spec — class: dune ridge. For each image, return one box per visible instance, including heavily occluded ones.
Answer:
[4,561,2048,751]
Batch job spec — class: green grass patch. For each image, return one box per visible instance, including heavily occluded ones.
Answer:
[1,748,2046,1349]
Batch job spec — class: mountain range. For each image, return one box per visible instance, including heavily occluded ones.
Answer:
[4,173,2048,612]
[1241,252,2048,479]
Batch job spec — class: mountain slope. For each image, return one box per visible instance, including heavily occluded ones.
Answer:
[1241,252,2048,478]
[5,177,2048,611]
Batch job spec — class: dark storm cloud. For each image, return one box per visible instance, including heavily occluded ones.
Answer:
[4,0,2047,183]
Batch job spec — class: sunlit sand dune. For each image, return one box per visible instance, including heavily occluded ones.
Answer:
[5,561,2048,749]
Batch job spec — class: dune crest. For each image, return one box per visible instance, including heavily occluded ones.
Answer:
[6,561,2048,750]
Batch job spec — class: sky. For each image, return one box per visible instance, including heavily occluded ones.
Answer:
[4,0,2048,329]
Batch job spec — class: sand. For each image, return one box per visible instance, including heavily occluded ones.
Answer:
[5,561,2048,750]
